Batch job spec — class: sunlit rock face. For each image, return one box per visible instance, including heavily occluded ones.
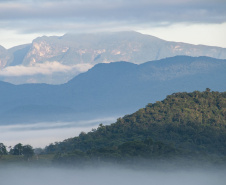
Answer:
[23,31,226,66]
[1,31,226,84]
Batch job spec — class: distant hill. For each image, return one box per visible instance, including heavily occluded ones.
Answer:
[1,31,226,84]
[45,90,226,164]
[0,56,225,124]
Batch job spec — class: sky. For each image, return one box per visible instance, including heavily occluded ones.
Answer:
[0,0,226,49]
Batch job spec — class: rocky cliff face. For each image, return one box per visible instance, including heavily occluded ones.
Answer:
[21,32,226,66]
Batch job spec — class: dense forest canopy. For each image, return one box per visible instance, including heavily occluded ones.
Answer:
[42,89,226,164]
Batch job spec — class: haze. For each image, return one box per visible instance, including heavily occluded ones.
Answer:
[0,166,225,185]
[0,117,117,148]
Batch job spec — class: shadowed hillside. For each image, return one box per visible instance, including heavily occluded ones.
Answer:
[0,56,225,124]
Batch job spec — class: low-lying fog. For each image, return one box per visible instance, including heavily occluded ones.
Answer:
[0,166,225,185]
[0,117,117,148]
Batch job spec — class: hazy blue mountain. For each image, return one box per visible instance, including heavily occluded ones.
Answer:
[0,45,9,69]
[7,44,31,66]
[0,31,226,84]
[0,56,225,124]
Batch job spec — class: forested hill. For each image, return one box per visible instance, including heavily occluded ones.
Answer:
[45,89,226,162]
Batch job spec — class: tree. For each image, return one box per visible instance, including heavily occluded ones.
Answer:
[22,145,34,161]
[0,143,7,158]
[12,143,23,155]
[206,88,211,92]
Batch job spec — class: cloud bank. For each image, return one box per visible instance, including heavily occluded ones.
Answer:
[0,0,225,34]
[0,166,226,185]
[0,0,225,49]
[0,117,117,148]
[0,61,93,76]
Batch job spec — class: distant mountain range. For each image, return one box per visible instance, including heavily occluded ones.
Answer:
[0,56,225,124]
[0,31,226,84]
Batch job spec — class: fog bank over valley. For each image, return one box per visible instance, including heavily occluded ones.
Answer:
[0,166,225,185]
[0,117,117,148]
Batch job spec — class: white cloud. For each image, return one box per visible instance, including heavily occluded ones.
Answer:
[0,61,93,76]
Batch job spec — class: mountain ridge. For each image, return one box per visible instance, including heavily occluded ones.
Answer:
[0,55,225,124]
[1,31,226,84]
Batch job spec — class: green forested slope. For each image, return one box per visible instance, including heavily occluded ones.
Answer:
[45,89,226,162]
